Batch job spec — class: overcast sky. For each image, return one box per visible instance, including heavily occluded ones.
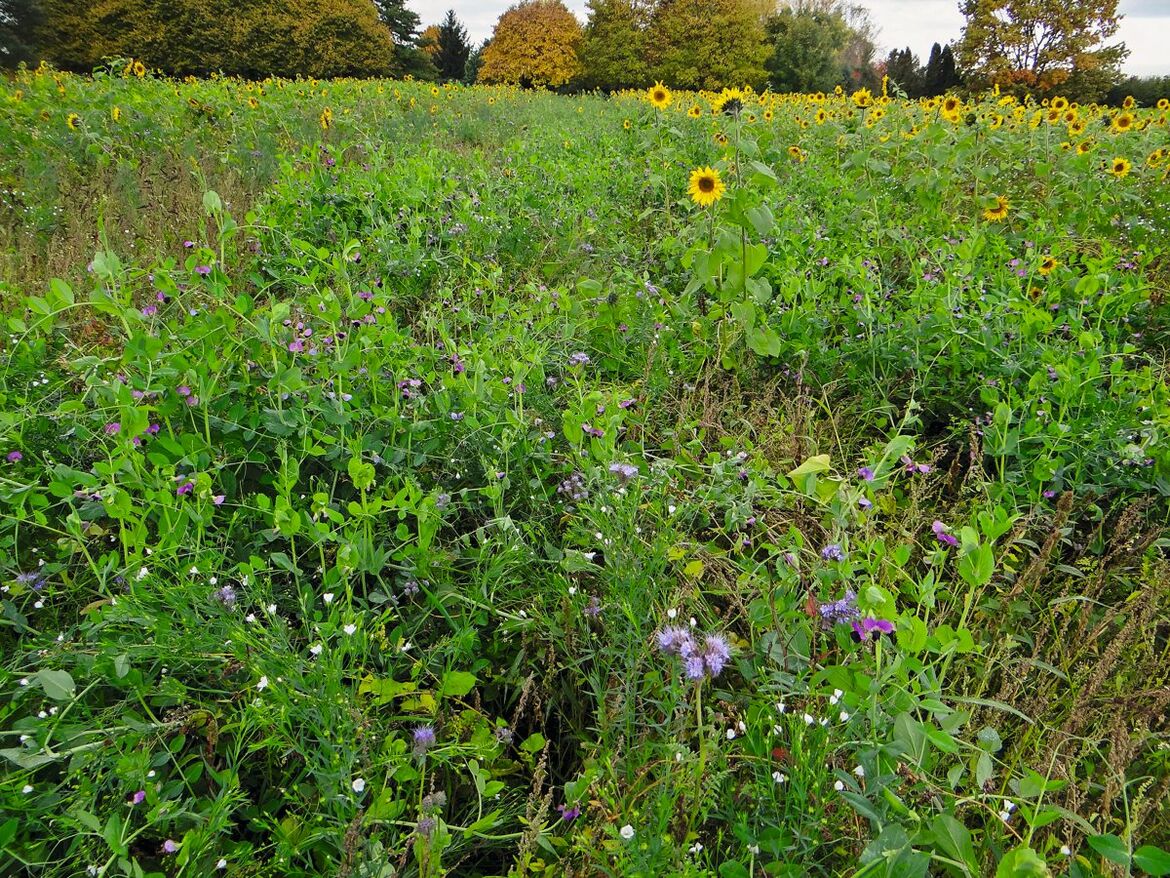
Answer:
[408,0,1170,76]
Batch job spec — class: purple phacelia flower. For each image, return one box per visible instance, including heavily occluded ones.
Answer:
[821,543,845,562]
[194,265,211,276]
[819,590,858,624]
[568,352,590,367]
[608,462,638,482]
[558,803,581,821]
[412,725,436,756]
[703,634,731,677]
[130,789,146,805]
[7,451,22,462]
[104,422,121,435]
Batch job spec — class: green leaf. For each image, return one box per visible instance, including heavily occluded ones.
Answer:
[0,818,18,849]
[520,732,546,753]
[719,862,751,878]
[1088,834,1130,866]
[439,671,477,698]
[37,669,76,701]
[995,845,1048,877]
[113,654,131,679]
[788,455,831,479]
[746,325,783,357]
[1134,845,1170,876]
[932,814,977,876]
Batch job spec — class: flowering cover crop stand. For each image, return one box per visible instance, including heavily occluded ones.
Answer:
[0,68,1168,878]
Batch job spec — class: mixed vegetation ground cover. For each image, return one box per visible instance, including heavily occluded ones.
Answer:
[1,66,1169,877]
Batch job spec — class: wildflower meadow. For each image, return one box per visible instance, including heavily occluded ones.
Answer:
[1,66,1169,877]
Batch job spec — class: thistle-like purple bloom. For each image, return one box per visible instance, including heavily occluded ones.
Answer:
[194,265,211,276]
[702,634,731,677]
[6,451,21,462]
[130,789,146,805]
[608,462,638,482]
[568,352,590,367]
[413,725,436,757]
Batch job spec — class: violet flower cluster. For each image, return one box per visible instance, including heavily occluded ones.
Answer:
[657,627,731,681]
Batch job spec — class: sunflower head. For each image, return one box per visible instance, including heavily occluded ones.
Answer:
[787,145,805,162]
[1038,256,1058,275]
[1148,147,1167,167]
[1109,156,1131,178]
[943,95,962,115]
[1158,98,1170,110]
[713,87,745,117]
[66,112,79,130]
[687,166,725,208]
[982,195,1010,222]
[1122,95,1135,109]
[648,81,672,110]
[622,118,631,130]
[1076,139,1094,155]
[1051,96,1068,111]
[111,106,121,122]
[714,131,728,147]
[815,108,827,124]
[1111,112,1134,132]
[687,104,701,119]
[132,60,146,78]
[320,107,333,130]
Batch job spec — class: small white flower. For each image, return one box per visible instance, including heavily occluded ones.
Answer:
[216,859,228,869]
[819,717,829,726]
[189,566,199,575]
[594,532,603,540]
[87,867,99,876]
[256,676,268,691]
[689,616,697,628]
[1004,800,1017,813]
[37,710,47,719]
[343,624,356,635]
[998,810,1012,823]
[726,728,736,740]
[802,712,815,725]
[582,552,596,561]
[245,613,256,623]
[56,633,65,642]
[147,770,156,778]
[829,689,842,705]
[309,643,323,656]
[400,641,412,652]
[839,711,850,722]
[209,576,218,585]
[33,600,43,609]
[568,586,577,595]
[619,824,635,840]
[853,765,865,778]
[737,720,746,732]
[1060,846,1072,857]
[351,777,366,793]
[323,593,335,604]
[675,751,684,762]
[773,724,783,735]
[667,607,677,619]
[19,677,29,686]
[772,771,787,784]
[265,603,277,615]
[22,784,34,793]
[688,842,703,854]
[136,567,149,581]
[668,504,677,514]
[748,844,760,855]
[833,780,845,791]
[19,734,29,743]
[776,702,786,714]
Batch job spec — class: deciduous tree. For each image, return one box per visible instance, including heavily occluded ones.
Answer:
[646,0,768,91]
[477,0,582,88]
[578,0,649,91]
[956,0,1127,98]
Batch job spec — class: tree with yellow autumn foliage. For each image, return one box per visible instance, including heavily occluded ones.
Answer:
[477,0,582,88]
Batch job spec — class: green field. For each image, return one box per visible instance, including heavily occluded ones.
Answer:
[1,68,1169,877]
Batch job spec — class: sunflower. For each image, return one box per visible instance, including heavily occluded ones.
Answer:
[648,81,672,110]
[111,106,121,122]
[1076,139,1094,155]
[815,108,827,125]
[1051,96,1069,111]
[1111,112,1134,133]
[320,106,333,131]
[982,195,1010,222]
[687,104,702,119]
[763,108,774,122]
[1147,147,1167,167]
[132,60,146,78]
[622,118,631,130]
[1109,156,1131,178]
[942,95,962,117]
[66,112,79,130]
[712,87,744,116]
[714,131,728,147]
[988,113,1004,129]
[687,166,725,207]
[1159,98,1170,110]
[787,145,806,162]
[1038,256,1058,275]
[1122,95,1135,109]
[248,97,259,109]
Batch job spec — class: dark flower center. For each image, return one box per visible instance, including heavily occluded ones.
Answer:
[698,176,715,193]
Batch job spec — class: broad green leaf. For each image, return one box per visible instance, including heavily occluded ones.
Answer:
[37,669,76,701]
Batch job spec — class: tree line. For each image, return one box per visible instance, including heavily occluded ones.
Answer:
[0,0,1158,103]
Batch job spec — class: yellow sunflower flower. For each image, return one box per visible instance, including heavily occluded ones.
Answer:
[66,112,80,130]
[1109,156,1131,178]
[687,166,725,207]
[1038,256,1058,275]
[982,195,1010,222]
[648,81,672,110]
